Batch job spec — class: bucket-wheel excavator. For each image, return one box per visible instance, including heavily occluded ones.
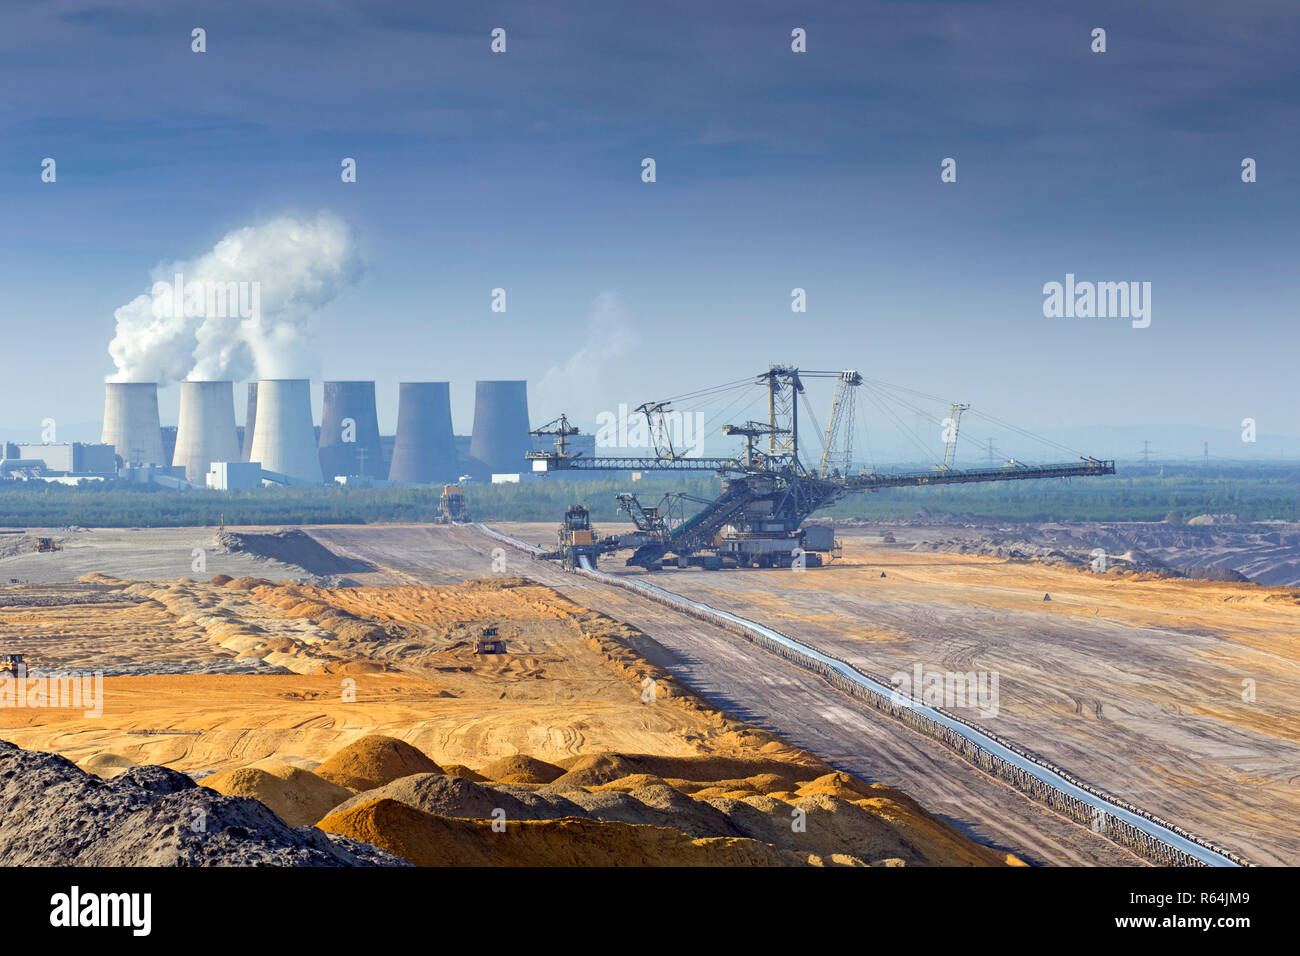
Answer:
[529,365,1114,570]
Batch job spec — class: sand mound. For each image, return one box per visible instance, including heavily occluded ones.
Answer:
[314,735,444,792]
[318,798,852,866]
[312,660,396,676]
[442,764,487,782]
[250,754,321,772]
[702,789,1018,867]
[76,752,138,780]
[593,772,669,792]
[201,763,354,827]
[549,752,819,790]
[76,572,123,585]
[563,784,743,839]
[478,754,565,784]
[795,771,875,801]
[325,773,584,823]
[222,576,274,590]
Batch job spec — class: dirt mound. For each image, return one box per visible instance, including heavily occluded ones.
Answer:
[76,752,138,780]
[318,798,850,866]
[478,754,565,784]
[0,741,404,866]
[701,787,1020,867]
[549,752,821,790]
[442,764,487,782]
[563,784,742,839]
[1174,565,1250,582]
[312,660,398,676]
[795,771,875,801]
[326,772,583,823]
[314,735,444,792]
[459,577,532,591]
[221,576,274,590]
[201,763,354,827]
[214,529,375,576]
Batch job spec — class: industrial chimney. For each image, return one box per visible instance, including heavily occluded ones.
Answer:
[247,379,323,483]
[101,382,165,467]
[318,381,384,479]
[241,382,258,462]
[468,380,531,479]
[172,381,240,483]
[388,382,458,483]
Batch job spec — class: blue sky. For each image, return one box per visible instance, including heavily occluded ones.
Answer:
[1,0,1296,459]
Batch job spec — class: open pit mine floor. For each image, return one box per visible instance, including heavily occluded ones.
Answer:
[485,521,1298,867]
[3,522,1294,865]
[0,525,1016,867]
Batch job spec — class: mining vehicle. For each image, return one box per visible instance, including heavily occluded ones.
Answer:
[435,484,470,524]
[528,365,1114,570]
[474,627,506,655]
[0,654,27,678]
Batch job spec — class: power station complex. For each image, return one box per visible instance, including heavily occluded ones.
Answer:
[0,379,566,489]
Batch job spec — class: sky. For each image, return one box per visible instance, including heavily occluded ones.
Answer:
[0,0,1296,461]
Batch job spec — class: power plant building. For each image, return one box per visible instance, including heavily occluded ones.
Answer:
[247,379,323,484]
[172,380,241,484]
[318,381,384,479]
[3,443,117,475]
[468,380,531,481]
[388,382,458,484]
[241,382,258,461]
[101,382,165,467]
[206,461,262,490]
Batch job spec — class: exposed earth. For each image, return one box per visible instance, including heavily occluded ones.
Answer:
[2,520,1295,866]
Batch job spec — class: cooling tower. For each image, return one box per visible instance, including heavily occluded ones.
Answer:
[101,382,165,466]
[172,381,240,483]
[468,380,531,478]
[241,382,258,461]
[318,381,384,479]
[388,382,458,483]
[247,379,323,483]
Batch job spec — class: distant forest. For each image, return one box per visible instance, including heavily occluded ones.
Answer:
[0,465,1296,528]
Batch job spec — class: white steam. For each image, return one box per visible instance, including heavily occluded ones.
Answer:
[107,212,362,384]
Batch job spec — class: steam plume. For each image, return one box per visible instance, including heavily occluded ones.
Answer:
[107,212,361,384]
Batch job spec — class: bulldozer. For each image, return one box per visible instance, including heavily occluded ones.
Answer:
[33,537,59,553]
[0,654,27,678]
[474,626,506,655]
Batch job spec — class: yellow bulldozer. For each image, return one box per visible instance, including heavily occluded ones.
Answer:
[0,654,27,678]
